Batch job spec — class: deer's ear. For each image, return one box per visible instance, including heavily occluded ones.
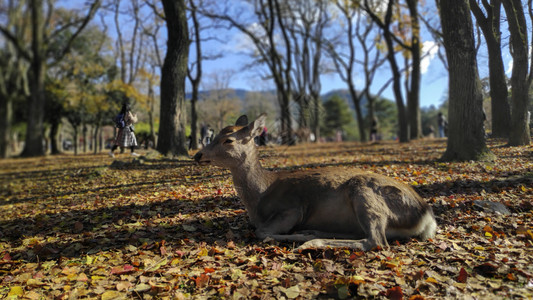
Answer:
[235,115,249,126]
[247,113,266,138]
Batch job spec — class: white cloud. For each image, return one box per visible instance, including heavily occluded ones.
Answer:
[507,59,513,76]
[222,23,267,54]
[421,41,439,74]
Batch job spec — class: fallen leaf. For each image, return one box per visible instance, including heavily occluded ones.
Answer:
[101,290,125,300]
[385,286,403,300]
[284,285,300,299]
[457,267,468,283]
[7,286,23,297]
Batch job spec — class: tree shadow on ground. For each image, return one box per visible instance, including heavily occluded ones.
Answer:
[2,195,252,262]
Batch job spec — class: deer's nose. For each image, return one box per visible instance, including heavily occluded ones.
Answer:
[193,152,202,162]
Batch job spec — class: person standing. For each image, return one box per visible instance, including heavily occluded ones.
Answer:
[370,116,379,142]
[109,103,139,157]
[438,112,447,138]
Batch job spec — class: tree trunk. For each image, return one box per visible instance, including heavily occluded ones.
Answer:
[439,0,492,161]
[486,38,511,138]
[348,86,367,142]
[311,92,320,142]
[0,95,12,158]
[469,0,510,138]
[49,119,61,155]
[157,0,189,156]
[190,86,199,150]
[406,0,422,140]
[93,125,100,154]
[188,0,201,151]
[379,0,408,142]
[278,91,293,145]
[21,0,46,157]
[502,0,531,146]
[73,126,79,156]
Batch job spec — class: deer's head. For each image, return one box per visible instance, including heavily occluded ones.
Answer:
[193,114,266,168]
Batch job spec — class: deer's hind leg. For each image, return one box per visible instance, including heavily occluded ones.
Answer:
[349,185,391,250]
[297,189,390,251]
[254,207,317,242]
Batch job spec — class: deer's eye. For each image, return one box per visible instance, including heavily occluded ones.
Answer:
[223,138,235,145]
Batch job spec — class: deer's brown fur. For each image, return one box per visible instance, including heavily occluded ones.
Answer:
[194,114,437,250]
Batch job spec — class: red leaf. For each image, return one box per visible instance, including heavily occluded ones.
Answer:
[194,273,210,288]
[457,267,468,283]
[2,252,11,261]
[282,277,291,288]
[111,264,135,275]
[385,286,403,300]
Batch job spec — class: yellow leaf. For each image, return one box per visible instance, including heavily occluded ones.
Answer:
[101,290,125,300]
[26,279,44,286]
[85,255,94,265]
[485,232,493,238]
[7,286,24,297]
[197,247,209,257]
[426,277,438,284]
[144,258,168,272]
[91,275,106,281]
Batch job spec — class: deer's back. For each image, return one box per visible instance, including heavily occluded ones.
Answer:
[256,167,428,234]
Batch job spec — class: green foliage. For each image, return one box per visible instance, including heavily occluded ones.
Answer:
[369,97,398,140]
[321,95,355,138]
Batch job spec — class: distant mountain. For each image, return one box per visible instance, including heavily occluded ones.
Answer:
[186,88,380,114]
[185,88,253,101]
[321,89,369,111]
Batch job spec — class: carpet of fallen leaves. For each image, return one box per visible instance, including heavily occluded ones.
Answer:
[0,139,532,299]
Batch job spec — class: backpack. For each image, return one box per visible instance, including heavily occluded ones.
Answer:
[114,113,126,128]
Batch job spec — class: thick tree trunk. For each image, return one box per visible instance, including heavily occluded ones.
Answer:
[469,0,510,138]
[486,40,511,138]
[502,0,531,146]
[439,0,492,161]
[157,0,189,156]
[21,0,46,157]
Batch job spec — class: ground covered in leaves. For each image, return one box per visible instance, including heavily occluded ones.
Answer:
[0,139,532,299]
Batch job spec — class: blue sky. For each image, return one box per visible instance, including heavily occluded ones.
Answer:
[200,34,449,109]
[192,2,516,110]
[59,0,515,110]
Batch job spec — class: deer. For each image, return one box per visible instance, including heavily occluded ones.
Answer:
[193,114,437,250]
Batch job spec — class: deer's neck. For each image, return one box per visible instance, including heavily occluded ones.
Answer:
[229,158,276,225]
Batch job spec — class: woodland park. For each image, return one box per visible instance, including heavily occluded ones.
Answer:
[0,139,532,298]
[1,0,533,298]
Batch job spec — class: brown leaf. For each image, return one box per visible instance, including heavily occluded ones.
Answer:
[457,267,468,283]
[385,286,403,300]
